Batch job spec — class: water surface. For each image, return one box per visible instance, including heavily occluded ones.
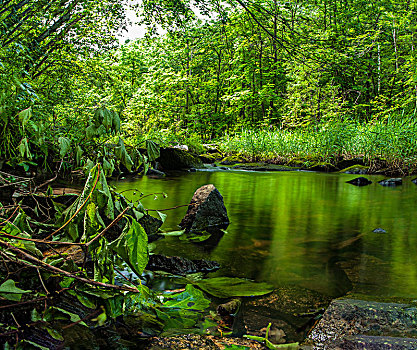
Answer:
[113,170,417,299]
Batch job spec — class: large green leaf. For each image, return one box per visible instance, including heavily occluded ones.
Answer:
[156,285,211,331]
[195,277,274,298]
[18,107,32,131]
[0,279,31,301]
[58,136,71,158]
[146,140,160,161]
[115,137,134,172]
[109,218,148,277]
[161,284,210,311]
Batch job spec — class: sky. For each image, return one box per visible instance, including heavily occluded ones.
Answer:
[119,9,146,43]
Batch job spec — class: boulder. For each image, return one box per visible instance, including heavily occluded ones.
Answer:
[179,184,229,233]
[346,177,372,186]
[379,178,402,187]
[308,298,417,349]
[156,148,203,171]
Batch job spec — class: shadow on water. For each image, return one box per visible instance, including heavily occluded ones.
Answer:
[112,170,417,299]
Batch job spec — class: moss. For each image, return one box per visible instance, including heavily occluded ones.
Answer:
[199,153,220,163]
[306,162,338,172]
[220,155,248,165]
[338,164,369,174]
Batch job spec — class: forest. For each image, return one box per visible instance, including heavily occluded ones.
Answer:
[0,0,417,348]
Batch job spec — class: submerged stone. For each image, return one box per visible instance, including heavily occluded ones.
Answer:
[180,184,229,233]
[243,286,332,343]
[308,298,417,349]
[146,254,220,275]
[346,177,372,186]
[379,178,402,187]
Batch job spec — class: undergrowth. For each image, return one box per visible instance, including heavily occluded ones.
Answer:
[218,118,417,174]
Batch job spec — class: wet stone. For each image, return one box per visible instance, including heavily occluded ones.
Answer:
[327,335,417,350]
[180,184,229,234]
[146,254,220,275]
[346,177,372,186]
[378,178,402,187]
[308,298,417,349]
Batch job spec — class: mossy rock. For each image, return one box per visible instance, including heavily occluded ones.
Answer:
[220,155,247,165]
[306,162,338,172]
[157,148,203,170]
[199,153,219,163]
[339,164,369,174]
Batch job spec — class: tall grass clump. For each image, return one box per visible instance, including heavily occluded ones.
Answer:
[219,117,417,173]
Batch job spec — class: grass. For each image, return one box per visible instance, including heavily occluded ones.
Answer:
[218,118,417,175]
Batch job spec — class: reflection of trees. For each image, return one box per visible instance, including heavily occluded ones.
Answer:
[113,172,417,298]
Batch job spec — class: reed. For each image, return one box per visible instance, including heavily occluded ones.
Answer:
[219,118,417,173]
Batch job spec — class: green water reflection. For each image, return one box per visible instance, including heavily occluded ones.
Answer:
[112,170,417,298]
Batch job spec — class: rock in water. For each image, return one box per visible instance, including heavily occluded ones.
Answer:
[379,178,402,187]
[346,177,372,186]
[180,184,229,233]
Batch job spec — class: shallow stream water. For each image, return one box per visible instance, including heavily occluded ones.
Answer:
[112,169,417,300]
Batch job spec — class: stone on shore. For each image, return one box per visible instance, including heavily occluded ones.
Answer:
[156,148,203,171]
[308,298,417,349]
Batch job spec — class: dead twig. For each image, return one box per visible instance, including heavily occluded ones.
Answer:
[0,239,139,293]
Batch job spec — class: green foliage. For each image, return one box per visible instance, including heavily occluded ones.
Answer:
[0,165,213,347]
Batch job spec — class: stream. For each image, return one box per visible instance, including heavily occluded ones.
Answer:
[112,169,417,300]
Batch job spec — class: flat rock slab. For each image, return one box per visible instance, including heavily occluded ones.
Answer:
[328,335,417,349]
[180,184,229,233]
[309,299,417,349]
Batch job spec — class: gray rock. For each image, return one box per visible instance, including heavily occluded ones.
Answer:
[328,335,417,350]
[379,178,402,187]
[179,184,229,233]
[308,299,417,349]
[346,177,372,186]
